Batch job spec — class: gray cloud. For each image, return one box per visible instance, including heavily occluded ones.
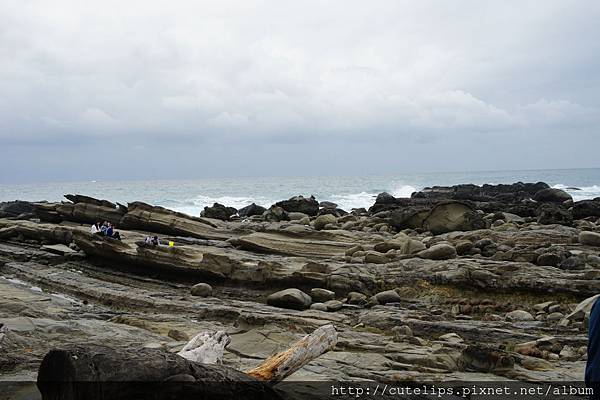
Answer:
[1,0,599,182]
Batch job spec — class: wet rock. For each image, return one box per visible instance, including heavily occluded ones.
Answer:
[275,195,319,216]
[310,288,336,302]
[417,244,457,260]
[237,203,266,218]
[506,310,534,321]
[573,199,600,219]
[190,283,213,297]
[266,288,311,310]
[0,201,36,218]
[533,188,572,203]
[200,203,237,221]
[579,231,600,247]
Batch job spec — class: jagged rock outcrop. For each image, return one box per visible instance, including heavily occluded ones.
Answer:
[201,203,237,221]
[275,195,319,216]
[422,201,486,234]
[120,202,229,240]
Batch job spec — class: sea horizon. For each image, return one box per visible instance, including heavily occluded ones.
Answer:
[2,167,599,217]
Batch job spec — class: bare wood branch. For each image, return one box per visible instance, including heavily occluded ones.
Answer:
[245,324,337,383]
[177,330,230,364]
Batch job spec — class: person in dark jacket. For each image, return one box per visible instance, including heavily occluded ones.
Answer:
[586,297,600,399]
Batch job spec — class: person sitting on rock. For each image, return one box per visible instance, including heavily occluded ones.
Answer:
[100,221,108,235]
[152,236,160,246]
[90,222,101,235]
[105,223,121,241]
[144,236,153,244]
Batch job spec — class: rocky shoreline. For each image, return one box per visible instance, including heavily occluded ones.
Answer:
[1,182,600,393]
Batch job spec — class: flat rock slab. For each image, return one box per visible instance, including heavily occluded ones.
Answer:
[41,244,77,255]
[237,232,353,257]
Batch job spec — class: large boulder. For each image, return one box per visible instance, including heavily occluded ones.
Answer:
[237,203,266,218]
[275,196,319,216]
[190,283,213,297]
[313,214,337,230]
[373,290,402,304]
[533,188,572,203]
[0,201,36,218]
[413,182,549,202]
[266,288,312,310]
[310,288,336,302]
[535,204,572,226]
[573,199,600,219]
[580,231,600,247]
[201,203,237,221]
[417,243,457,260]
[506,310,534,322]
[422,201,485,234]
[364,250,388,264]
[388,208,429,230]
[401,239,426,254]
[120,202,226,240]
[262,206,289,222]
[64,194,116,208]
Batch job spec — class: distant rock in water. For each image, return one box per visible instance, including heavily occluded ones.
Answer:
[201,203,237,220]
[275,195,319,216]
[0,200,36,218]
[532,188,572,203]
[238,203,266,218]
[413,182,550,202]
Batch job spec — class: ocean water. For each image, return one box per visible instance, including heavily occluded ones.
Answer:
[1,168,599,217]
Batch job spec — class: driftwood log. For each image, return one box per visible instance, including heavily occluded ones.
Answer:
[37,325,338,400]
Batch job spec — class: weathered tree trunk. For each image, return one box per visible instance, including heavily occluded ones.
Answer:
[37,325,338,399]
[246,324,338,383]
[177,330,230,364]
[37,346,282,400]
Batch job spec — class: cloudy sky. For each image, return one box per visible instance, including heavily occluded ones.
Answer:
[1,0,599,183]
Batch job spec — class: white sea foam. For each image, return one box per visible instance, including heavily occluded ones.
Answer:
[327,192,377,211]
[160,181,600,217]
[553,184,600,202]
[391,185,418,199]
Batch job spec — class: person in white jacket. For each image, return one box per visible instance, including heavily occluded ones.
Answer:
[91,222,101,235]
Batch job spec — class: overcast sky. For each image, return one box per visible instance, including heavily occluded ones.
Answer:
[1,0,599,183]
